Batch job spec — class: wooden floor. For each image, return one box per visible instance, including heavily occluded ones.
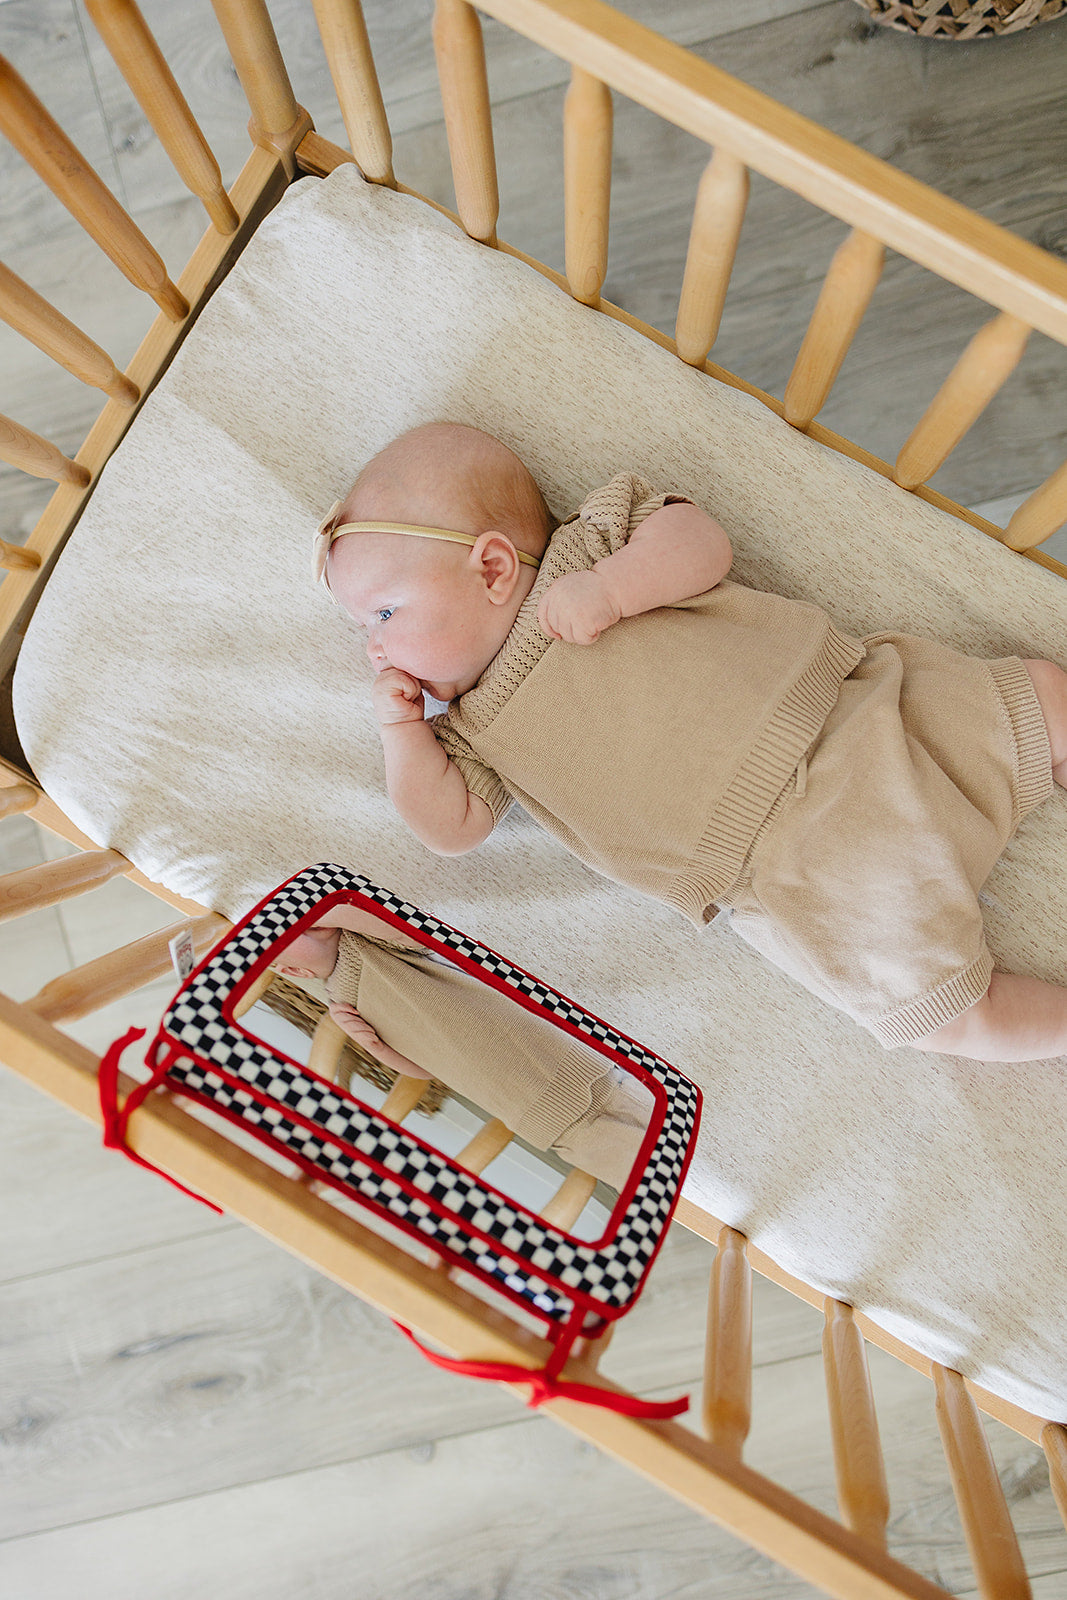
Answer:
[2,2,1067,1597]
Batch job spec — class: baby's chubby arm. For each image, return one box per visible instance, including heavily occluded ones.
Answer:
[537,500,733,645]
[372,669,494,855]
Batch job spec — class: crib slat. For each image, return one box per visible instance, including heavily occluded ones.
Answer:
[0,56,187,322]
[933,1364,1032,1600]
[26,912,225,1023]
[823,1300,890,1547]
[85,0,239,235]
[704,1224,753,1455]
[307,1011,351,1084]
[1042,1423,1067,1534]
[456,1117,514,1175]
[0,781,38,817]
[432,0,499,246]
[310,0,394,186]
[1003,458,1067,552]
[0,412,90,487]
[675,148,748,366]
[894,313,1031,491]
[0,850,128,923]
[209,0,312,170]
[784,231,885,428]
[564,67,613,308]
[381,1073,430,1122]
[540,1167,597,1231]
[0,261,139,405]
[0,538,42,571]
[232,966,275,1020]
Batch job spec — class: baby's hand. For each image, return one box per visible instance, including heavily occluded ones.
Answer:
[537,569,622,645]
[371,666,425,726]
[328,1001,385,1054]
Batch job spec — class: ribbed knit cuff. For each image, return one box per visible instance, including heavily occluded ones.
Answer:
[518,1038,615,1150]
[871,947,995,1049]
[987,655,1054,825]
[325,930,364,1004]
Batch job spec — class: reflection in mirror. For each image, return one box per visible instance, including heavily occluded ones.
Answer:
[250,902,656,1244]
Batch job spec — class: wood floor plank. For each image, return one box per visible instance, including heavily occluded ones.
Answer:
[1,1340,1063,1600]
[0,1215,820,1538]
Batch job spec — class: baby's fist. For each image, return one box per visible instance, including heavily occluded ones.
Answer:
[537,569,622,645]
[328,1001,384,1054]
[371,666,425,726]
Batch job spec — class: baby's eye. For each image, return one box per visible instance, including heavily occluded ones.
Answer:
[376,607,394,624]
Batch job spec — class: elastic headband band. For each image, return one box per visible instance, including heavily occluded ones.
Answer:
[314,501,541,594]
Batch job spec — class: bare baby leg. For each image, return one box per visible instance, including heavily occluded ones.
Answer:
[1023,658,1067,787]
[915,659,1067,1061]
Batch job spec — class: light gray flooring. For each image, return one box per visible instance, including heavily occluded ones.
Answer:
[2,2,1067,1597]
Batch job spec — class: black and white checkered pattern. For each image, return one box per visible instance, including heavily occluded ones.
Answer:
[155,866,700,1330]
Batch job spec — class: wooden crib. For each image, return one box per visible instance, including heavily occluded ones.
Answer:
[2,2,1067,1596]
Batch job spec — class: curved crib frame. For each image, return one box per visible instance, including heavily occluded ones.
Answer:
[1,3,1066,1596]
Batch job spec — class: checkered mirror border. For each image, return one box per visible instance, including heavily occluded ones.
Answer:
[156,865,700,1328]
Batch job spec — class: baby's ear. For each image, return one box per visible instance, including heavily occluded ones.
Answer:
[470,531,521,601]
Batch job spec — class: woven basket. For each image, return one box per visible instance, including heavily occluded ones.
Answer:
[854,0,1064,36]
[261,974,446,1113]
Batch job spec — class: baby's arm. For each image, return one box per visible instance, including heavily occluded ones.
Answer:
[327,1000,433,1079]
[538,500,733,645]
[373,668,494,855]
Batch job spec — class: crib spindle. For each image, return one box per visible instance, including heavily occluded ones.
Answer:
[0,261,139,405]
[540,1167,597,1231]
[784,231,885,429]
[0,412,90,487]
[0,781,38,816]
[433,0,499,246]
[310,0,394,186]
[564,67,612,308]
[85,0,239,235]
[822,1299,890,1547]
[894,313,1032,491]
[675,148,748,366]
[0,538,42,572]
[457,1117,514,1175]
[26,912,225,1023]
[381,1073,430,1122]
[1042,1423,1067,1533]
[307,1011,351,1084]
[232,966,275,1020]
[0,56,187,322]
[209,0,312,170]
[704,1224,753,1455]
[0,850,128,924]
[1004,458,1067,553]
[933,1364,1032,1600]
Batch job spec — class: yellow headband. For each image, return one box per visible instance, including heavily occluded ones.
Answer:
[313,501,540,595]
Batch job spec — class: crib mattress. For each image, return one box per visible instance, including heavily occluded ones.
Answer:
[14,167,1067,1420]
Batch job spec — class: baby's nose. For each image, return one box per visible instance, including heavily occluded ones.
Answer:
[366,634,387,668]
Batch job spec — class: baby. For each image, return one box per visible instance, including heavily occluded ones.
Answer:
[315,421,1067,1064]
[273,904,654,1192]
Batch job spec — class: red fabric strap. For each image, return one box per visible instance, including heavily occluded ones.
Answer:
[394,1322,688,1419]
[99,1028,223,1213]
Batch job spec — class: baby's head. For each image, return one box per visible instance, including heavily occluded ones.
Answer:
[273,923,341,982]
[318,423,554,702]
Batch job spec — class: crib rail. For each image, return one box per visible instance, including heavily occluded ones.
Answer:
[1,788,1065,1600]
[1,3,1067,1593]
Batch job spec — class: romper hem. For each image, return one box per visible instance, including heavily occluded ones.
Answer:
[871,947,995,1049]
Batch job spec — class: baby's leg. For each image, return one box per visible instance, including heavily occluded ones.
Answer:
[914,971,1067,1061]
[1024,659,1067,787]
